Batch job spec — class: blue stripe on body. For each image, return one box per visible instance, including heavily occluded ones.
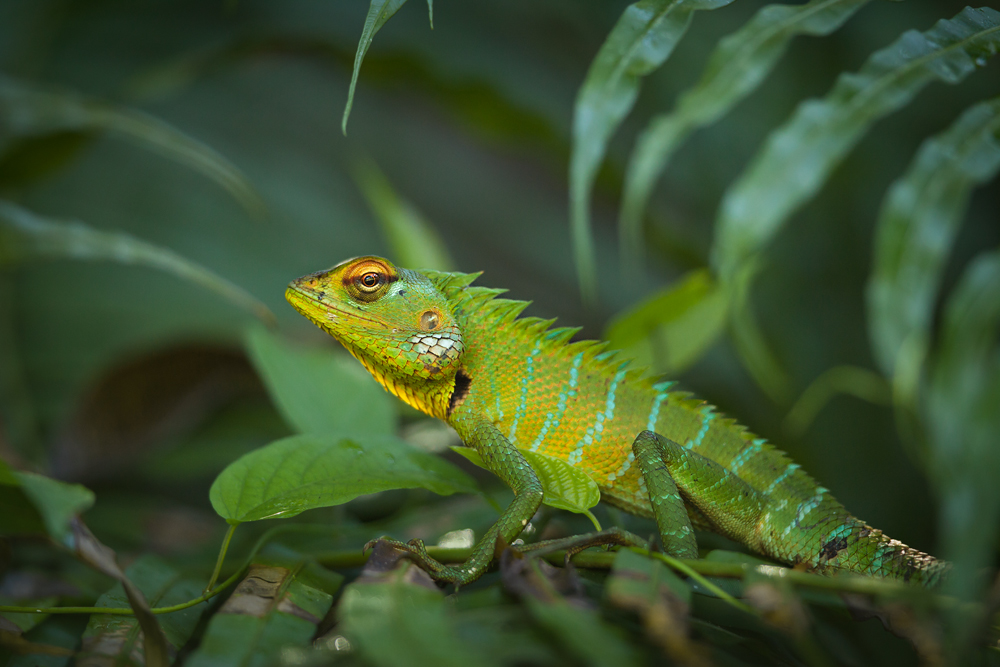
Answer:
[529,352,583,452]
[685,406,716,450]
[568,365,626,466]
[507,342,540,444]
[765,462,800,495]
[729,438,765,474]
[608,388,669,483]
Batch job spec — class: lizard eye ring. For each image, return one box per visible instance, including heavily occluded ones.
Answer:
[343,258,395,302]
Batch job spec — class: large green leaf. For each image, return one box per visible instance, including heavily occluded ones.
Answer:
[244,325,395,436]
[926,251,1000,603]
[186,548,342,667]
[604,268,728,375]
[523,597,642,667]
[352,157,455,271]
[867,96,1000,381]
[619,0,873,268]
[452,446,600,527]
[0,201,273,323]
[79,555,205,666]
[0,76,262,215]
[569,0,734,304]
[714,6,1000,282]
[211,433,477,523]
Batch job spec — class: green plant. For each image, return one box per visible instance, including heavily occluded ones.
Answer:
[0,1,997,664]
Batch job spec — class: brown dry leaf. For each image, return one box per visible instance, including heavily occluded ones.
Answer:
[744,581,809,637]
[499,546,586,605]
[356,539,439,590]
[71,518,169,667]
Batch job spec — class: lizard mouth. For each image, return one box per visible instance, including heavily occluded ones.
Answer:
[284,281,384,332]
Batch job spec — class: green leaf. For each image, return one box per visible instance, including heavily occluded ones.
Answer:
[605,550,699,660]
[343,0,410,135]
[620,0,873,268]
[0,201,274,324]
[451,446,600,525]
[244,324,395,436]
[14,472,94,545]
[0,460,93,544]
[714,6,1000,282]
[337,560,488,667]
[352,157,455,271]
[186,548,342,667]
[604,268,728,375]
[522,597,642,667]
[570,0,734,304]
[926,251,1000,601]
[0,76,263,216]
[867,95,1000,379]
[211,433,477,523]
[80,555,206,665]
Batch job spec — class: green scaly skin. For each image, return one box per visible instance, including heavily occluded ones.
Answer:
[286,256,948,586]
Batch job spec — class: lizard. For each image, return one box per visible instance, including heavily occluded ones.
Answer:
[285,255,948,587]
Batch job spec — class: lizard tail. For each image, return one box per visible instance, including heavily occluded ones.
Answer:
[806,516,949,587]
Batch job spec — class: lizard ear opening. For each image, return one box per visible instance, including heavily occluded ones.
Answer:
[420,309,441,331]
[448,370,472,417]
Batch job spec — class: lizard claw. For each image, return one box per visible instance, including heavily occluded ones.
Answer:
[362,537,385,555]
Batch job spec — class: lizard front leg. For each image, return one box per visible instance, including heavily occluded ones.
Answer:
[375,413,543,585]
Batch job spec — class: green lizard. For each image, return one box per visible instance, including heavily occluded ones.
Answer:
[286,256,947,586]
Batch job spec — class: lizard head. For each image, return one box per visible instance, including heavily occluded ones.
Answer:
[285,256,464,419]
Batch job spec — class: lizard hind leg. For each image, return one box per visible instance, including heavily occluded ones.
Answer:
[632,430,700,559]
[638,431,769,556]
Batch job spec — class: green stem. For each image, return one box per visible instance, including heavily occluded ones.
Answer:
[0,566,244,615]
[641,548,754,614]
[5,539,965,616]
[204,523,238,594]
[1,522,335,616]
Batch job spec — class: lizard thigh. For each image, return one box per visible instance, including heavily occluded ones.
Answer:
[641,431,767,552]
[631,430,699,559]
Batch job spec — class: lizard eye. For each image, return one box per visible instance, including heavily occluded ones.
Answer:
[359,272,381,291]
[420,310,440,331]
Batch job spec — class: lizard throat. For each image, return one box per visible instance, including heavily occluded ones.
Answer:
[349,348,451,419]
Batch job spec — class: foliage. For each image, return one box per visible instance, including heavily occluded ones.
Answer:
[0,0,997,665]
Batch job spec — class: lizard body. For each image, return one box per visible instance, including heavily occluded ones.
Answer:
[286,256,946,586]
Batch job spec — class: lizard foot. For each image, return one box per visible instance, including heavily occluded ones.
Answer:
[364,536,478,584]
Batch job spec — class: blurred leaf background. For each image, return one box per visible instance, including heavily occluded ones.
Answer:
[0,0,998,664]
